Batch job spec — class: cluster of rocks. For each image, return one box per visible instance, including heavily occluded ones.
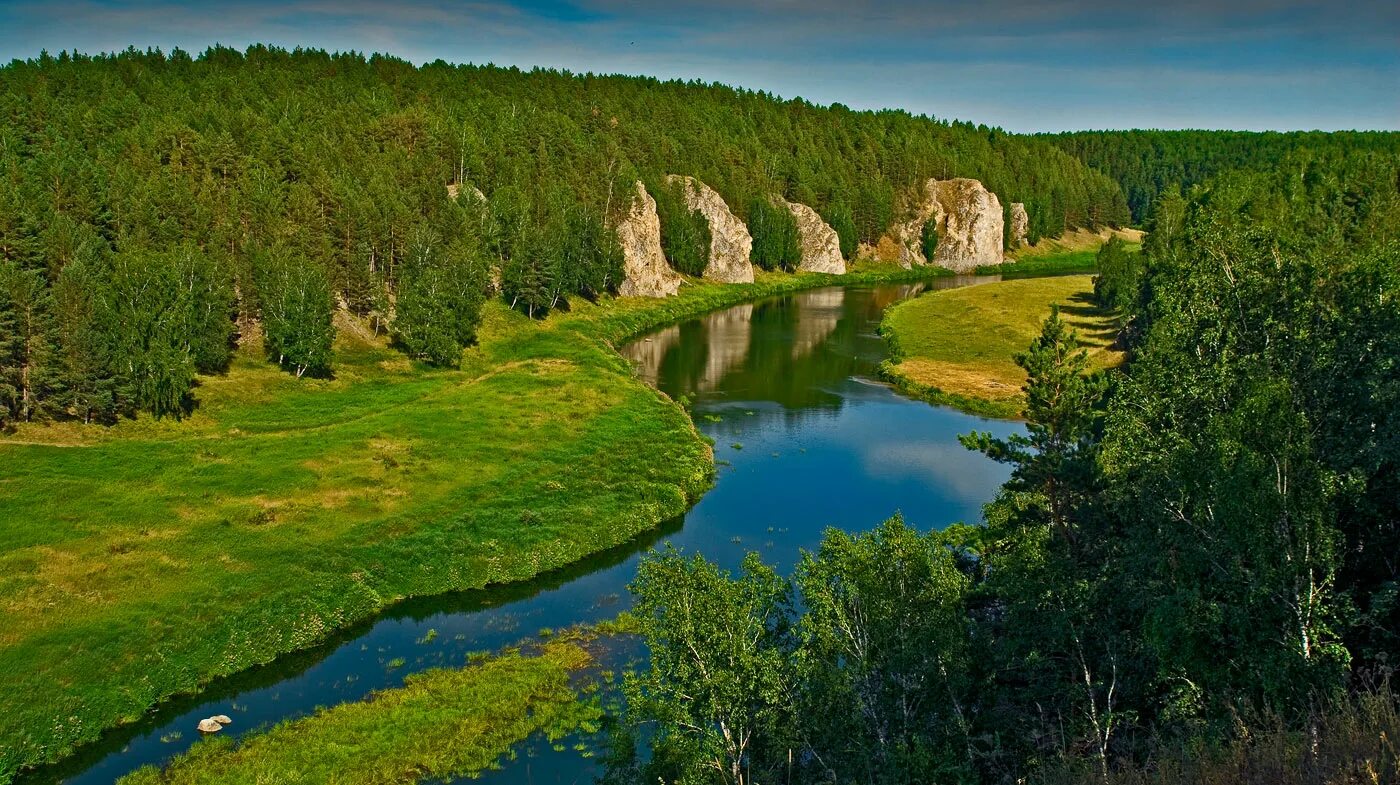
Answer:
[452,173,1029,298]
[197,714,233,733]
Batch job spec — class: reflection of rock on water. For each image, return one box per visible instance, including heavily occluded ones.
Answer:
[620,324,680,388]
[864,284,928,312]
[696,303,753,391]
[619,304,754,393]
[790,288,844,361]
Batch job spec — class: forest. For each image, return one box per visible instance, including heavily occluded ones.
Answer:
[609,148,1400,783]
[1047,129,1400,224]
[0,45,1129,428]
[3,42,1399,785]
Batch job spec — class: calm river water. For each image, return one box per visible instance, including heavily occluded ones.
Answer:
[34,277,1020,785]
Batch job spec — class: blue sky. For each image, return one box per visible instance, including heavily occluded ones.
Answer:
[2,0,1396,132]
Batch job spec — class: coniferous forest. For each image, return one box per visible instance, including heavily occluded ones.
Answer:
[1,41,1398,785]
[0,45,1127,427]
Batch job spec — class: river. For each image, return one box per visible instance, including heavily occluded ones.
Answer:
[33,277,1020,784]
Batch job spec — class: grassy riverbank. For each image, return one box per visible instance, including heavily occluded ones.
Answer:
[0,261,942,779]
[119,639,602,785]
[986,228,1143,277]
[880,274,1124,418]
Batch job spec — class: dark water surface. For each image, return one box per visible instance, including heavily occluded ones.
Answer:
[35,278,1019,785]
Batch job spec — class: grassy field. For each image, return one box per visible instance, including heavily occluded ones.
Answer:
[119,639,601,785]
[984,227,1143,277]
[0,261,945,779]
[880,274,1124,418]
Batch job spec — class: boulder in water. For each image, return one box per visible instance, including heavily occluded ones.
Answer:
[197,718,223,733]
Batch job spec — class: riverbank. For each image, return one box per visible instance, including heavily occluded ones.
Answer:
[880,274,1124,418]
[0,261,949,779]
[985,227,1143,277]
[117,626,611,785]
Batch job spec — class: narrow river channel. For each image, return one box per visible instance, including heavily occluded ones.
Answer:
[34,277,1022,785]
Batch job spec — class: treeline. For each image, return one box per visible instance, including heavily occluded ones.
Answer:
[609,148,1400,784]
[0,45,1128,427]
[1047,129,1400,223]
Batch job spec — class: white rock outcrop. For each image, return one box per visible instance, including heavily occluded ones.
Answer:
[666,175,754,283]
[885,178,1005,272]
[1010,202,1030,248]
[616,181,684,298]
[780,198,845,274]
[197,718,223,733]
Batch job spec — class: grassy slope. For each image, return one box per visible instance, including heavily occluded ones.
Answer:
[0,261,939,778]
[984,228,1144,277]
[880,274,1123,418]
[118,640,600,785]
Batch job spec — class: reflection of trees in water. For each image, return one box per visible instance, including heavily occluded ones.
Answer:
[623,283,977,427]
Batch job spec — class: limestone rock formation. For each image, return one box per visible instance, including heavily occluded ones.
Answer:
[1010,202,1030,248]
[616,181,683,298]
[212,715,233,726]
[666,175,754,283]
[885,178,1005,272]
[780,198,845,274]
[197,718,223,733]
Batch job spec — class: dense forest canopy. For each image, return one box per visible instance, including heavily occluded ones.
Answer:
[1047,129,1400,224]
[0,44,1131,428]
[614,147,1400,784]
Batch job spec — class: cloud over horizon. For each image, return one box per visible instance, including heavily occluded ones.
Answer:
[2,0,1396,132]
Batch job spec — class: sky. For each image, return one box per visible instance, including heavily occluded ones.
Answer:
[2,0,1397,132]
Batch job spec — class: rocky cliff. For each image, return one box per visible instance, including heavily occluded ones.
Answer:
[885,178,1005,272]
[616,181,684,298]
[1010,202,1030,249]
[781,198,846,274]
[666,175,754,283]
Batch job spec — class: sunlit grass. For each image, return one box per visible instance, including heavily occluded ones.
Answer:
[880,273,1124,418]
[0,262,946,778]
[119,641,600,785]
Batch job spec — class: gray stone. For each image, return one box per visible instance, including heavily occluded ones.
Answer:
[616,181,683,298]
[1010,202,1030,248]
[780,198,845,274]
[885,178,1005,272]
[666,175,754,283]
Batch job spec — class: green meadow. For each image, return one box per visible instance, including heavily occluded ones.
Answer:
[118,639,601,785]
[0,263,938,778]
[880,272,1124,418]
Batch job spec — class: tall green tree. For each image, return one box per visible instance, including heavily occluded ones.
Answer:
[393,226,488,365]
[256,248,335,378]
[747,197,801,272]
[625,550,795,785]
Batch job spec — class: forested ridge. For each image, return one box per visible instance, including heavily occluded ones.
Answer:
[0,44,1129,428]
[615,148,1400,784]
[1047,129,1400,224]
